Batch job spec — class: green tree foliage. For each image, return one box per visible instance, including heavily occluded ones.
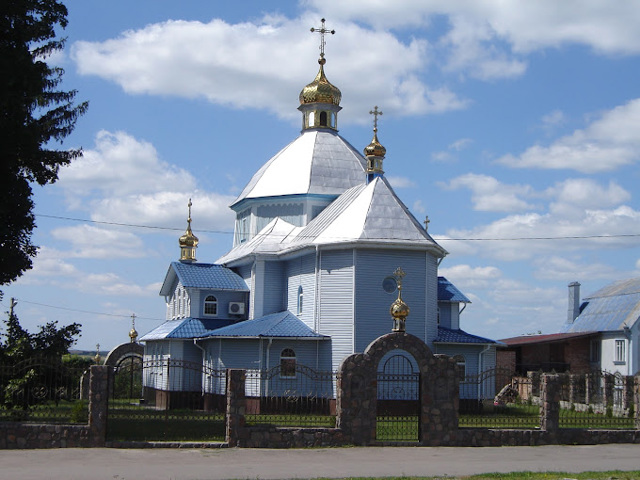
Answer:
[0,0,88,287]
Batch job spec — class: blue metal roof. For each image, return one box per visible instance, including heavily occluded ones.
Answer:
[140,317,233,341]
[438,277,471,303]
[161,262,249,296]
[563,278,640,333]
[434,327,497,344]
[201,311,328,339]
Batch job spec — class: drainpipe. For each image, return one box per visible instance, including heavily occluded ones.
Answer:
[193,339,206,395]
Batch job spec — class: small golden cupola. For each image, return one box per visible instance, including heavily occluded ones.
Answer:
[389,267,409,333]
[364,106,386,183]
[179,199,199,263]
[298,19,342,132]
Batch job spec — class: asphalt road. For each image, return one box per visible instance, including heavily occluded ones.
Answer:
[1,444,639,480]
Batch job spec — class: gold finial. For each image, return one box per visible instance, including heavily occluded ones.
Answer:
[94,343,101,365]
[365,106,386,178]
[129,313,138,343]
[310,18,335,64]
[390,267,409,332]
[423,216,430,232]
[179,198,199,262]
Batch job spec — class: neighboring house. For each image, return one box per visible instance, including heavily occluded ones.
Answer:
[498,279,640,375]
[140,42,498,400]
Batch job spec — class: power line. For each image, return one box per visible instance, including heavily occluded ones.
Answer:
[4,298,164,322]
[35,213,640,242]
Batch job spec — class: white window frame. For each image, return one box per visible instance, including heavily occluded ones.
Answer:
[280,348,296,379]
[297,286,303,315]
[204,295,218,317]
[614,339,626,364]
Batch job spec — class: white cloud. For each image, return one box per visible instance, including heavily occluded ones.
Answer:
[387,176,417,189]
[541,110,566,131]
[547,179,630,216]
[497,99,640,173]
[72,16,466,122]
[412,199,426,215]
[51,225,145,259]
[441,173,536,212]
[306,0,640,55]
[13,247,79,285]
[533,256,619,281]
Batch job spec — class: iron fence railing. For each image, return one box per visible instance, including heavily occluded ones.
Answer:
[0,358,88,424]
[244,365,337,428]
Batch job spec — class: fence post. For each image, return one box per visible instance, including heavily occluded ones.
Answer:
[634,375,640,430]
[226,369,246,447]
[88,365,110,447]
[622,376,634,412]
[540,374,561,433]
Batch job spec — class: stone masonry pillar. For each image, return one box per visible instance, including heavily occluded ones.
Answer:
[540,374,561,433]
[88,365,110,447]
[226,369,246,447]
[634,375,640,430]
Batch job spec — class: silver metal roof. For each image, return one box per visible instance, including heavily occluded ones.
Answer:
[231,130,366,208]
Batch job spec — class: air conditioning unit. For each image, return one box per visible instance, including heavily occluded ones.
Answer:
[228,302,245,315]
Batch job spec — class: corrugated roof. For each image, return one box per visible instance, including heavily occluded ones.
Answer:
[201,311,327,339]
[434,327,497,344]
[499,332,596,347]
[438,277,470,303]
[562,277,640,333]
[160,262,249,296]
[140,317,234,341]
[232,130,366,208]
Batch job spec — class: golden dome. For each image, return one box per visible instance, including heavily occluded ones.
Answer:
[390,297,410,320]
[129,327,138,343]
[364,130,386,158]
[299,59,342,106]
[179,226,199,248]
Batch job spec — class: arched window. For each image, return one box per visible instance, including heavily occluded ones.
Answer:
[204,295,218,316]
[453,355,466,379]
[297,286,303,315]
[280,348,296,378]
[319,111,327,126]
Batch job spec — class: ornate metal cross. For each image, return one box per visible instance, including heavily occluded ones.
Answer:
[393,267,406,289]
[369,106,383,131]
[424,215,430,231]
[310,18,335,59]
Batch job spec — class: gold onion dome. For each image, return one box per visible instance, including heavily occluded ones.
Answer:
[390,296,410,321]
[364,130,386,157]
[179,225,199,248]
[129,327,138,342]
[299,59,342,106]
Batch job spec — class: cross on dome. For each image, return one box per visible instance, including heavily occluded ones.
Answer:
[369,106,383,132]
[310,18,335,62]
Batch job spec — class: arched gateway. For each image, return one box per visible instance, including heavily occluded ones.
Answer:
[336,331,460,445]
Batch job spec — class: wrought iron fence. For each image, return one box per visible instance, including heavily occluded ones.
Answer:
[244,364,337,428]
[107,358,226,442]
[558,371,635,429]
[0,358,88,424]
[459,368,540,428]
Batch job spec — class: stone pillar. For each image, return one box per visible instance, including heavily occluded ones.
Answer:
[604,373,615,407]
[634,375,640,430]
[622,376,634,412]
[88,365,110,447]
[226,369,246,447]
[528,371,541,398]
[540,374,561,433]
[568,374,577,405]
[336,354,375,446]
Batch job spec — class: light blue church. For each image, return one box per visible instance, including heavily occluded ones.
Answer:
[140,33,497,399]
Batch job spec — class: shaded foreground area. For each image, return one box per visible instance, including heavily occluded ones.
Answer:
[1,445,640,480]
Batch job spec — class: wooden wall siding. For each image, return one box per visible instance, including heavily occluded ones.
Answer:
[425,255,439,347]
[439,303,452,329]
[194,289,247,319]
[285,254,316,330]
[265,340,328,372]
[318,250,355,371]
[434,344,481,375]
[353,250,428,353]
[256,202,304,231]
[261,261,285,315]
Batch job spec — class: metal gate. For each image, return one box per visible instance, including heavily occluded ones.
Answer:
[376,353,420,442]
[107,359,226,442]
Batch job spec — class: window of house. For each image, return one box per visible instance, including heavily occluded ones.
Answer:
[614,339,625,363]
[590,340,601,363]
[280,348,296,378]
[297,286,303,315]
[204,295,218,316]
[453,355,466,379]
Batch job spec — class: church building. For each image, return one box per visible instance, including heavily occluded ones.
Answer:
[140,22,497,398]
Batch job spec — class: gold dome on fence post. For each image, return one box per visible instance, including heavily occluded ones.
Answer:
[390,267,409,332]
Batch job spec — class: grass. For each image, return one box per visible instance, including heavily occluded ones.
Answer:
[0,399,88,424]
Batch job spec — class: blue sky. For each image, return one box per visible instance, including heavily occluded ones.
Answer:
[3,0,640,352]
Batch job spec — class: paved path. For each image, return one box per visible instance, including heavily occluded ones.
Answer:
[1,444,639,479]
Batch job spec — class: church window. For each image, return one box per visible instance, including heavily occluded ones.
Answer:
[297,286,303,315]
[280,348,296,378]
[453,355,466,378]
[319,111,327,126]
[307,111,315,127]
[204,295,218,316]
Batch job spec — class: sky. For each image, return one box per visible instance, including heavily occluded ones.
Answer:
[3,0,640,352]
